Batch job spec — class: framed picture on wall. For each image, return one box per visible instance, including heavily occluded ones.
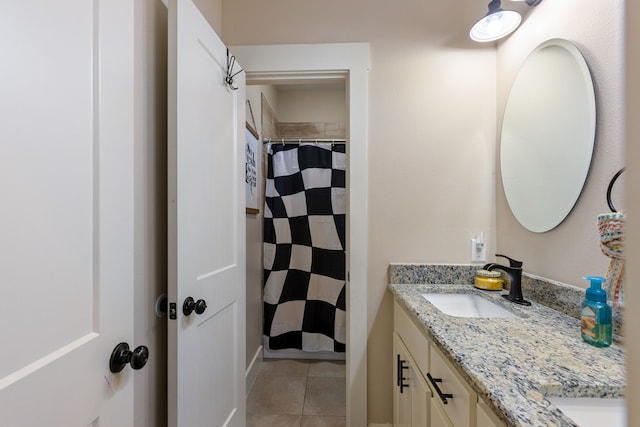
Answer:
[245,122,259,214]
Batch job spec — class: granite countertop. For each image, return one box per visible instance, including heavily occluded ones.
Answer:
[389,283,625,427]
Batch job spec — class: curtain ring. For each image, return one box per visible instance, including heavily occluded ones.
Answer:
[607,167,625,212]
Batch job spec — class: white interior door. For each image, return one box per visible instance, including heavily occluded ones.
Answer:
[167,1,246,426]
[0,1,136,426]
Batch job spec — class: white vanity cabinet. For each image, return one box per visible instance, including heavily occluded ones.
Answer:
[428,343,476,427]
[393,299,431,426]
[430,396,453,427]
[477,398,506,427]
[394,301,505,427]
[394,333,430,426]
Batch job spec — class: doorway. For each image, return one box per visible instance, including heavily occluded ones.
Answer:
[233,43,370,427]
[255,81,347,360]
[245,80,348,425]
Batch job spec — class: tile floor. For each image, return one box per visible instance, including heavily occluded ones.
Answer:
[246,358,346,427]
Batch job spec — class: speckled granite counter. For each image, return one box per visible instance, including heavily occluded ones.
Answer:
[389,263,624,335]
[389,275,625,426]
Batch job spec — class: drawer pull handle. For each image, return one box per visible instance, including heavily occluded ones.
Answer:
[396,354,409,393]
[427,372,453,404]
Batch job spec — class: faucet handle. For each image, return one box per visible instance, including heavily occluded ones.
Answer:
[495,254,523,268]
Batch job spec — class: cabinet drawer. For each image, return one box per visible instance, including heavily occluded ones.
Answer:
[428,344,476,427]
[394,301,429,375]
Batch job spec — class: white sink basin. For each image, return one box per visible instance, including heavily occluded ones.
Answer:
[421,293,519,319]
[547,397,626,427]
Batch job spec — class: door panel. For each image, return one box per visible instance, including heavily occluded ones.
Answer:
[0,0,135,425]
[185,302,238,426]
[2,0,95,378]
[167,1,246,426]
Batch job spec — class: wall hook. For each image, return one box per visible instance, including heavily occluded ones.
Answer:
[225,48,243,90]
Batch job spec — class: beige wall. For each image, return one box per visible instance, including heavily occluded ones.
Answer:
[128,0,636,425]
[277,88,347,123]
[193,0,222,34]
[134,0,169,425]
[496,0,625,288]
[223,0,497,423]
[245,85,278,371]
[625,2,639,426]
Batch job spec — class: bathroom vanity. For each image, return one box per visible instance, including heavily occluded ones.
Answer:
[389,265,625,427]
[394,297,506,427]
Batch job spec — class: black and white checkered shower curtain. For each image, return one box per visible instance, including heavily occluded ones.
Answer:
[263,142,346,352]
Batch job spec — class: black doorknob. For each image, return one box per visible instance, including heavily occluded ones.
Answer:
[183,296,207,316]
[109,342,149,373]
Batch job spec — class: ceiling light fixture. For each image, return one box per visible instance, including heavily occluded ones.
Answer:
[470,0,543,43]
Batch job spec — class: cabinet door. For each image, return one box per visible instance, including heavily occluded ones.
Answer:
[477,399,507,427]
[428,344,476,427]
[394,333,412,427]
[430,396,453,427]
[394,301,429,374]
[394,333,429,426]
[411,365,430,426]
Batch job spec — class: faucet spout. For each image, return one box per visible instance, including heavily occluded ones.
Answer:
[482,255,531,306]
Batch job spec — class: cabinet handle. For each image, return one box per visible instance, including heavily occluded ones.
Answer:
[427,372,453,404]
[396,354,409,393]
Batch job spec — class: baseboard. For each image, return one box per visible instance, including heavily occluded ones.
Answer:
[263,348,346,360]
[245,345,263,396]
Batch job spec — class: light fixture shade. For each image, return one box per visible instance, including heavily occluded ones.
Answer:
[470,9,522,42]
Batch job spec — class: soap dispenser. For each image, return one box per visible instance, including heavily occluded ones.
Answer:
[581,276,612,347]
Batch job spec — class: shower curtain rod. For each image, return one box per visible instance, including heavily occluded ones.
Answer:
[262,137,346,145]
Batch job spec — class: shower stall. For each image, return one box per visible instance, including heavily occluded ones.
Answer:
[246,84,348,361]
[263,139,347,356]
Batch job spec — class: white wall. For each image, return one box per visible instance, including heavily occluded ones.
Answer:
[496,0,625,288]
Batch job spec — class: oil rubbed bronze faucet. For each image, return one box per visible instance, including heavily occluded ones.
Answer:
[482,254,531,306]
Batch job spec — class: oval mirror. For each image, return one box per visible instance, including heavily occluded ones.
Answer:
[501,38,596,233]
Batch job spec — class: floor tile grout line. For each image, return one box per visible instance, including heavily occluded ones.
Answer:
[302,370,310,417]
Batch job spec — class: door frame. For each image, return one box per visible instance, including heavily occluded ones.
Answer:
[231,43,369,427]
